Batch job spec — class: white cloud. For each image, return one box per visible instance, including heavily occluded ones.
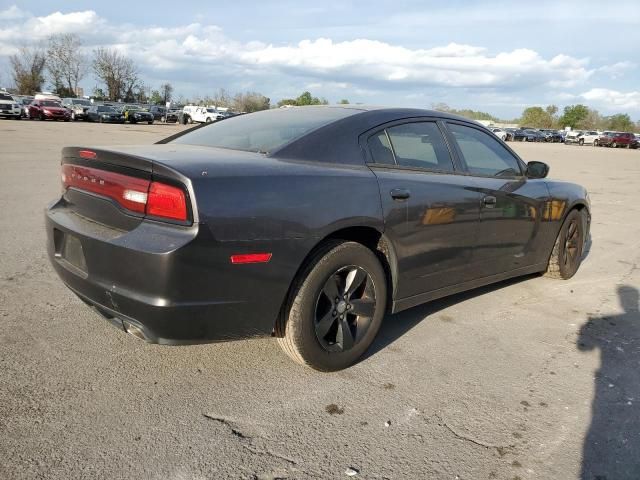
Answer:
[1,5,637,117]
[596,61,636,79]
[580,88,640,110]
[0,5,27,20]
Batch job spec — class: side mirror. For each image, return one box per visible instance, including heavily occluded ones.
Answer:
[526,161,549,179]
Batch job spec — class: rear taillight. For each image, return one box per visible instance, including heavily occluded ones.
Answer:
[61,164,188,222]
[146,182,187,221]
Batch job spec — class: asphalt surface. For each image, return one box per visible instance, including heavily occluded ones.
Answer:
[1,120,639,480]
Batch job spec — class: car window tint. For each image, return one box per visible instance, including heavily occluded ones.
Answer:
[448,123,522,177]
[367,132,395,165]
[385,122,454,172]
[172,107,359,154]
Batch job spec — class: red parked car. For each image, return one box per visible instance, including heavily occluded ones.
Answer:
[608,132,638,149]
[27,100,71,121]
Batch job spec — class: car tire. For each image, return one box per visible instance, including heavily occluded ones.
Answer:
[578,139,584,146]
[593,140,598,147]
[148,120,153,125]
[612,142,617,148]
[39,113,45,121]
[160,116,165,122]
[545,209,587,280]
[276,240,387,371]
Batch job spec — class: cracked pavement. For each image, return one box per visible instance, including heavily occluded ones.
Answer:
[1,122,639,479]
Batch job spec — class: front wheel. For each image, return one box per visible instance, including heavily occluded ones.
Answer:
[545,209,587,280]
[593,140,598,147]
[612,142,618,148]
[578,139,584,146]
[276,241,387,371]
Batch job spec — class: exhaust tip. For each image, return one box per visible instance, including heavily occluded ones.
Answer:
[123,320,148,341]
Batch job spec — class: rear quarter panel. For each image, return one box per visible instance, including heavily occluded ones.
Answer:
[190,159,384,334]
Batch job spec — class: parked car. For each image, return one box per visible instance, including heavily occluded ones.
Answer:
[27,99,71,121]
[181,105,223,124]
[608,132,638,149]
[522,129,545,142]
[539,129,564,143]
[490,128,508,141]
[16,96,34,117]
[147,105,166,121]
[505,128,526,141]
[0,91,22,119]
[122,105,154,124]
[564,130,584,145]
[45,106,591,371]
[62,98,92,121]
[164,108,181,123]
[86,105,125,123]
[596,132,614,147]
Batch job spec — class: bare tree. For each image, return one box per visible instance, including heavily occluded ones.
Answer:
[160,83,173,104]
[92,48,138,101]
[46,34,87,97]
[9,45,46,95]
[211,88,231,109]
[232,91,270,113]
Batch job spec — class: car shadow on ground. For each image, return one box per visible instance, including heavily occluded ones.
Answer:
[363,273,538,361]
[578,285,640,480]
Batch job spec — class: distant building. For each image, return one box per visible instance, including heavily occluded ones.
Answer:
[74,87,84,98]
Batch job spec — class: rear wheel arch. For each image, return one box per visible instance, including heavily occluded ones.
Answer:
[274,226,397,336]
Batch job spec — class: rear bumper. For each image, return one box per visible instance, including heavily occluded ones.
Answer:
[45,199,280,344]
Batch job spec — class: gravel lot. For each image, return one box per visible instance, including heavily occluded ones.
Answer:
[1,120,639,480]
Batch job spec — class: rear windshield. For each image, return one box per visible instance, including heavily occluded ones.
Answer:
[171,107,360,153]
[41,101,61,107]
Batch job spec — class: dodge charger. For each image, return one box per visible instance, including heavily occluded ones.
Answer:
[45,106,590,371]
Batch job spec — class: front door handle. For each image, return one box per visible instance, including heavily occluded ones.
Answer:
[390,188,411,200]
[482,195,497,208]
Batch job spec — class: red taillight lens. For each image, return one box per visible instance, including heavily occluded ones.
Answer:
[62,164,149,214]
[62,164,189,222]
[146,182,187,221]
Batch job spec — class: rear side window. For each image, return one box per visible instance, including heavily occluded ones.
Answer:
[367,122,455,172]
[367,132,395,165]
[447,123,522,177]
[387,123,454,171]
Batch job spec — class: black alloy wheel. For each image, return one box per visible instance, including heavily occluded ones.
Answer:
[546,209,586,280]
[276,240,387,371]
[562,217,582,273]
[314,266,376,353]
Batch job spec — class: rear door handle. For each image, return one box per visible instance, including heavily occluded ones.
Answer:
[482,195,497,208]
[390,188,411,200]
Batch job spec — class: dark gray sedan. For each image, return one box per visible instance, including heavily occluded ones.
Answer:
[86,105,125,123]
[46,106,590,370]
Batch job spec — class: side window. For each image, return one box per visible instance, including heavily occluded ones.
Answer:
[367,131,395,165]
[447,123,522,177]
[386,122,454,172]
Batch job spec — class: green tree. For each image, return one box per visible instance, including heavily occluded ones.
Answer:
[338,99,350,104]
[520,106,554,128]
[558,104,590,129]
[149,90,163,104]
[91,87,106,100]
[607,113,634,132]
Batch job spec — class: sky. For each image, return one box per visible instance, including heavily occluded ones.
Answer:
[0,0,639,119]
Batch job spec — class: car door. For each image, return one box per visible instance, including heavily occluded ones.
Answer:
[444,121,550,276]
[364,120,483,300]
